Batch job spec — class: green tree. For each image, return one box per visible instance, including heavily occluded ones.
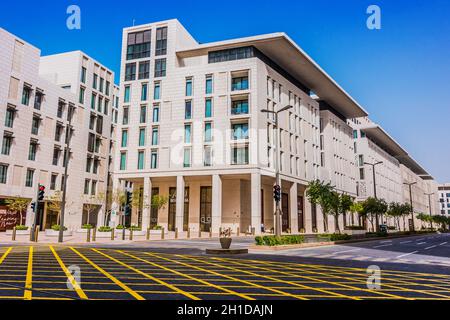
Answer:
[350,202,364,227]
[361,197,388,232]
[83,192,105,226]
[400,203,413,230]
[387,202,402,230]
[5,197,30,226]
[432,215,449,231]
[306,180,334,232]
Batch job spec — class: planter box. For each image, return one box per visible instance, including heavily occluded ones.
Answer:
[96,231,115,239]
[116,230,147,237]
[343,229,366,236]
[5,229,30,236]
[45,229,73,237]
[76,229,94,234]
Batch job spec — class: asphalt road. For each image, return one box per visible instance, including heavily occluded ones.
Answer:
[0,234,449,301]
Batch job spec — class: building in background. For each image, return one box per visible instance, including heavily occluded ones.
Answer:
[0,28,115,231]
[438,184,450,215]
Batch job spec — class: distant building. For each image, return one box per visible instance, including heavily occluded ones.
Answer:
[438,184,450,215]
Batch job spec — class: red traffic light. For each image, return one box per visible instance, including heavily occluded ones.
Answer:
[39,185,45,191]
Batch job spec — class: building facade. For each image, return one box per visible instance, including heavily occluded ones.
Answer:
[438,184,450,215]
[0,28,115,231]
[111,19,368,235]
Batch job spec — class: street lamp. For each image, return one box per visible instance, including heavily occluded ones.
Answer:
[424,192,434,229]
[404,181,417,232]
[364,161,383,230]
[261,105,293,237]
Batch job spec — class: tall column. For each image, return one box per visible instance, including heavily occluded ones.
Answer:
[142,177,152,230]
[211,174,222,234]
[110,177,122,227]
[303,190,313,234]
[175,175,185,232]
[289,182,299,234]
[251,172,262,235]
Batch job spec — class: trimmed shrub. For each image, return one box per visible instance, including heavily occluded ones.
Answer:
[152,225,163,230]
[255,235,305,246]
[15,225,29,231]
[129,225,142,231]
[51,225,68,231]
[98,226,113,233]
[318,233,352,241]
[345,226,365,231]
[116,225,125,230]
[81,224,93,230]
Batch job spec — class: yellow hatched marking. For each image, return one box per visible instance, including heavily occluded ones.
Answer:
[70,247,144,300]
[175,255,321,300]
[133,251,253,300]
[0,247,12,264]
[49,246,88,300]
[215,257,406,300]
[93,249,199,300]
[24,247,33,300]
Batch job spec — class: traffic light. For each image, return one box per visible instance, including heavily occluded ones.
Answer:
[124,191,132,216]
[31,202,36,213]
[273,185,281,203]
[38,184,46,201]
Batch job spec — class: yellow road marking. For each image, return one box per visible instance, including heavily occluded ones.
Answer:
[24,247,33,300]
[210,256,370,300]
[215,257,407,300]
[93,249,199,300]
[135,251,253,300]
[0,247,12,264]
[49,246,88,300]
[70,247,144,300]
[175,255,318,300]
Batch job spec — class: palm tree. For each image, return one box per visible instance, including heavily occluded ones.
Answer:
[350,202,364,227]
[306,180,334,232]
[361,197,388,232]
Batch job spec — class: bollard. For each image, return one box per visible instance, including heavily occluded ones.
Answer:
[209,227,212,238]
[161,228,165,240]
[252,227,256,236]
[29,227,34,242]
[12,227,16,241]
[92,228,96,242]
[175,228,178,239]
[34,226,39,242]
[111,228,115,241]
[198,228,202,239]
[187,228,191,239]
[86,228,91,243]
[237,227,240,237]
[146,227,151,240]
[129,228,133,241]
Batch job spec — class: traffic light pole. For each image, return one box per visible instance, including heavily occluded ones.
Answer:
[30,185,41,242]
[274,112,282,237]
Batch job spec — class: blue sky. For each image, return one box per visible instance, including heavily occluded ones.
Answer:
[2,0,449,182]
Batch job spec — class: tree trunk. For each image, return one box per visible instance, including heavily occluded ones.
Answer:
[323,213,328,232]
[334,215,340,234]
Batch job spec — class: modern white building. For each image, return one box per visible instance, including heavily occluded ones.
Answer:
[0,28,115,231]
[111,19,368,236]
[438,184,450,215]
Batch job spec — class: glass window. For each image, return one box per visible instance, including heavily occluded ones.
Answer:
[232,76,249,91]
[153,105,160,122]
[127,30,151,60]
[22,86,31,105]
[183,148,191,168]
[125,63,136,81]
[184,124,192,144]
[154,82,161,100]
[1,135,12,156]
[139,61,150,80]
[57,102,65,118]
[231,146,249,165]
[186,78,193,96]
[152,127,159,146]
[154,58,166,77]
[204,122,212,142]
[208,47,254,63]
[205,75,213,94]
[79,87,85,104]
[5,107,15,128]
[232,123,249,140]
[93,74,98,89]
[151,150,158,169]
[53,148,60,166]
[25,169,34,187]
[140,105,147,123]
[91,93,96,109]
[34,92,43,110]
[81,67,86,83]
[31,116,40,135]
[205,99,212,118]
[123,107,129,125]
[28,142,37,161]
[139,128,146,147]
[185,101,192,120]
[124,86,131,103]
[99,78,104,93]
[138,151,145,170]
[0,165,8,184]
[353,130,358,139]
[120,152,127,170]
[231,100,249,115]
[359,168,365,180]
[204,146,212,167]
[155,27,168,56]
[84,179,90,195]
[86,157,92,173]
[121,130,128,148]
[141,83,148,101]
[105,81,110,96]
[51,174,57,190]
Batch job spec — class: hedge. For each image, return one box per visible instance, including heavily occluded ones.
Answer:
[318,233,352,241]
[255,235,305,246]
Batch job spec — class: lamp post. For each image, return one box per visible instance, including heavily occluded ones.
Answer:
[424,192,434,229]
[404,181,417,232]
[58,106,74,243]
[364,161,383,230]
[261,105,293,237]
